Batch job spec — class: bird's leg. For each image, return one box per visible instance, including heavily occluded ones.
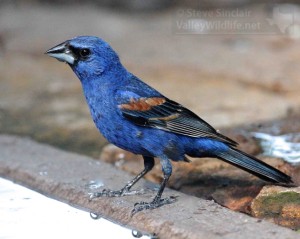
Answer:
[90,156,154,199]
[131,157,177,215]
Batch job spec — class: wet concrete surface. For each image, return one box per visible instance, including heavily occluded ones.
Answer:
[1,134,299,239]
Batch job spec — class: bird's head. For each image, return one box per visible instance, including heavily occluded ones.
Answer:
[46,36,123,80]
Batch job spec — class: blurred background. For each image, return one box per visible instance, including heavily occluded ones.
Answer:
[1,0,300,157]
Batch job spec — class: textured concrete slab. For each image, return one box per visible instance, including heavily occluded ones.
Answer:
[0,134,298,239]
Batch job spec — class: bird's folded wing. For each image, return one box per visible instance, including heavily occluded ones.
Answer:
[116,91,237,146]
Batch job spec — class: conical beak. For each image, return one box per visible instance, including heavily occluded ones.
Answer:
[45,41,75,65]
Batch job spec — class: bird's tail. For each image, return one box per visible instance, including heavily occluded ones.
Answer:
[215,147,293,184]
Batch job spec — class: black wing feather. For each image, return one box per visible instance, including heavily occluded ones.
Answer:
[121,98,237,146]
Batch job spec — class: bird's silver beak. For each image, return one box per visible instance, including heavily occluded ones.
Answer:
[45,41,75,65]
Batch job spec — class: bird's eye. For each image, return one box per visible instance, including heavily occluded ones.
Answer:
[79,48,91,58]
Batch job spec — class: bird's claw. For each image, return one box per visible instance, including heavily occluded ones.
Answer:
[89,188,145,200]
[89,188,127,199]
[131,196,177,216]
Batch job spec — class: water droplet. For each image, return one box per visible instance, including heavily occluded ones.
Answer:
[85,180,104,190]
[118,153,125,160]
[90,212,101,220]
[39,171,48,176]
[114,159,124,167]
[132,230,143,238]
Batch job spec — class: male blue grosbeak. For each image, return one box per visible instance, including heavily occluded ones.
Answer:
[46,36,292,214]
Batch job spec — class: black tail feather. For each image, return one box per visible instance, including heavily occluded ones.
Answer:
[216,147,293,184]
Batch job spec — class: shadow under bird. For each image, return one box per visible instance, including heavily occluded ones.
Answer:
[46,36,292,214]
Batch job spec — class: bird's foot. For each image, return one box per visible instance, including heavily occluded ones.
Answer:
[89,187,145,200]
[131,196,177,216]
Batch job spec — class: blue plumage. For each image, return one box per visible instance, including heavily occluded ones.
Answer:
[46,36,292,214]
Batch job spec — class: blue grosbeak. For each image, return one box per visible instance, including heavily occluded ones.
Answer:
[46,36,292,214]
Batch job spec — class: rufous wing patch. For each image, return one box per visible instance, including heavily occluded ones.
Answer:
[119,97,166,111]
